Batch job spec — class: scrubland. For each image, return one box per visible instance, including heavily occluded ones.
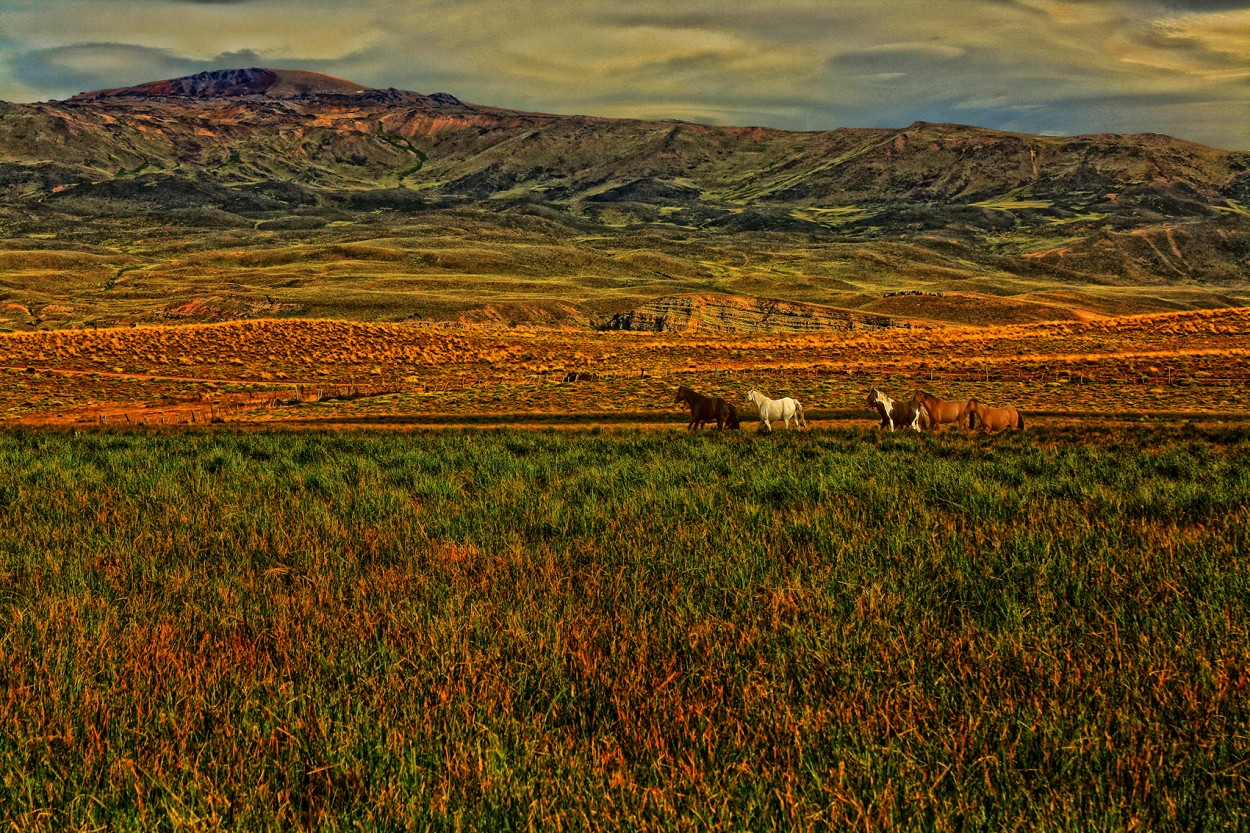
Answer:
[1,306,1249,425]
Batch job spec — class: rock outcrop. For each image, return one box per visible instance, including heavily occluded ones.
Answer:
[604,294,897,334]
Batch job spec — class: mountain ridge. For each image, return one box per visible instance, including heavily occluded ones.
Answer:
[1,68,1248,331]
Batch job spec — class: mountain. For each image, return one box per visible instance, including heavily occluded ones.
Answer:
[69,68,380,101]
[0,68,1248,331]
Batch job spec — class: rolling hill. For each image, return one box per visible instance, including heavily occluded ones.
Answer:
[1,67,1248,331]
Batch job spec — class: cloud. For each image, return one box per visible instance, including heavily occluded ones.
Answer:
[10,43,298,98]
[1157,1,1250,10]
[0,0,1246,148]
[0,0,381,62]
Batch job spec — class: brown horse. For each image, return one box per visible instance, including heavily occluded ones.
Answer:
[675,385,740,431]
[912,390,968,431]
[958,397,1025,432]
[866,388,930,431]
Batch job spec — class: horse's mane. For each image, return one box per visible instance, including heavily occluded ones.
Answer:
[676,385,710,403]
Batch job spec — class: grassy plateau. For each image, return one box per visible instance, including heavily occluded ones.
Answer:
[1,426,1248,830]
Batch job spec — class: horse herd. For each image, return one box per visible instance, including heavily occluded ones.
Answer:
[871,388,1024,432]
[675,385,1024,433]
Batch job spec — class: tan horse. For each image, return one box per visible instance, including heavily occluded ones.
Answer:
[958,397,1025,432]
[911,390,968,431]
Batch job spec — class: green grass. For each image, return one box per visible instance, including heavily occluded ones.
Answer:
[1,426,1248,830]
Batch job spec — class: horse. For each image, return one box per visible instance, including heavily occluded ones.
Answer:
[866,388,929,432]
[911,389,968,431]
[744,389,807,432]
[958,397,1025,432]
[675,385,740,431]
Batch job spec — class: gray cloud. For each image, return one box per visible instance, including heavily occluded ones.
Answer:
[1158,1,1250,10]
[0,0,1246,149]
[11,42,362,100]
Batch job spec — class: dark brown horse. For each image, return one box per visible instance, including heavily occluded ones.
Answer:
[675,385,740,431]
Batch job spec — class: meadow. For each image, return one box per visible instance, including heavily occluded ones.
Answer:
[1,425,1248,830]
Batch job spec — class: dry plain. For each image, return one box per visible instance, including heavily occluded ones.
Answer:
[2,306,1249,428]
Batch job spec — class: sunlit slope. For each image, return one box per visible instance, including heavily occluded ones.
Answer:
[2,68,1249,330]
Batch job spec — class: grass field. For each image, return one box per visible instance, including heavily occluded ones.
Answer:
[1,426,1248,830]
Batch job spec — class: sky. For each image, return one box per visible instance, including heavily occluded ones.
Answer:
[0,0,1248,149]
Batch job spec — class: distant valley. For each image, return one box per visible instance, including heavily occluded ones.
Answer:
[1,67,1248,332]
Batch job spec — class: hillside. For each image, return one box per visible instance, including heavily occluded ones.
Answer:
[1,68,1248,331]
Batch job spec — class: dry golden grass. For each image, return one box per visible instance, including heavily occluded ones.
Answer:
[2,307,1249,425]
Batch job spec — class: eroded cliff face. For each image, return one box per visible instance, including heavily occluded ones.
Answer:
[604,294,898,334]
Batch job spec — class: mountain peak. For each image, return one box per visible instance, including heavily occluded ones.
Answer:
[69,68,376,101]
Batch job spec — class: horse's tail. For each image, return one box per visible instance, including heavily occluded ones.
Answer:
[1017,410,1025,431]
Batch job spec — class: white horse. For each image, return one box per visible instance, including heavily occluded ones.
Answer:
[866,388,928,432]
[745,389,808,431]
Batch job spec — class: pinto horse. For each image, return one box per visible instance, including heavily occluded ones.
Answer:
[675,385,740,431]
[866,388,929,432]
[958,397,1025,432]
[911,390,967,431]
